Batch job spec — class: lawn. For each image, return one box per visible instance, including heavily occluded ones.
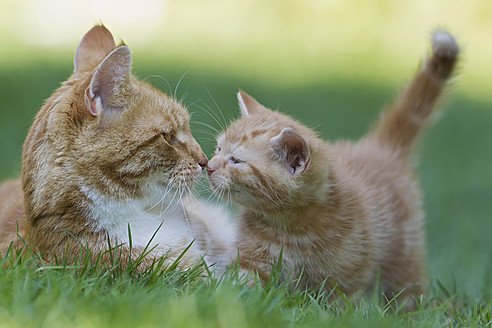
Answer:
[0,51,491,327]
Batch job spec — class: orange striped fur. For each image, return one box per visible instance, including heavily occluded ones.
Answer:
[207,31,459,308]
[0,25,233,273]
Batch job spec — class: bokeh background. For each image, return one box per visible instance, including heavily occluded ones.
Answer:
[0,0,491,299]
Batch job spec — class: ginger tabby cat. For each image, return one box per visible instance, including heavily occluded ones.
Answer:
[207,31,460,307]
[0,25,233,272]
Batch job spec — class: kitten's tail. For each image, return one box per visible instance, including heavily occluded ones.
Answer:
[372,30,460,154]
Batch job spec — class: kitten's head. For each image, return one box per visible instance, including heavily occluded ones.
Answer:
[207,91,327,211]
[22,25,207,214]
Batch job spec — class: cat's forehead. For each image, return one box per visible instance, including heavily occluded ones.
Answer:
[136,84,189,128]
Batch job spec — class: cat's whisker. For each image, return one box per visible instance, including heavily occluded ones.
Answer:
[144,177,176,214]
[195,136,219,144]
[190,121,222,136]
[179,80,194,105]
[203,82,227,130]
[180,198,192,233]
[143,74,173,96]
[12,25,235,274]
[192,104,226,133]
[174,69,191,102]
[186,99,203,109]
[191,89,224,130]
[162,190,178,215]
[159,181,180,216]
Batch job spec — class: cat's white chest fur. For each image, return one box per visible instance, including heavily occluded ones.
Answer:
[81,185,196,251]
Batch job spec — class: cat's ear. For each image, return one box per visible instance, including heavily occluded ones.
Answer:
[237,91,268,116]
[271,128,310,176]
[74,25,116,73]
[86,46,132,122]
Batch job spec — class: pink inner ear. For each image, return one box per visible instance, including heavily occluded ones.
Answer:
[271,127,310,176]
[288,166,295,176]
[300,158,310,174]
[86,88,98,116]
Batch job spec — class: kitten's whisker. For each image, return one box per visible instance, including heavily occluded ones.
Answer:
[226,186,233,212]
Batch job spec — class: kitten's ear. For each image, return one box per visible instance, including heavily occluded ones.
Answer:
[237,91,268,116]
[271,128,310,176]
[86,46,132,122]
[74,25,116,73]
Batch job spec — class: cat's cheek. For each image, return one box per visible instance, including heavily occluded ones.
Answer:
[173,163,202,186]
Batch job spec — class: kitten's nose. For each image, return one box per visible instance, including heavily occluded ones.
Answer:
[206,166,215,175]
[198,158,208,170]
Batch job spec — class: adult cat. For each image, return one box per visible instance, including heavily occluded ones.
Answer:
[0,25,233,272]
[207,31,459,306]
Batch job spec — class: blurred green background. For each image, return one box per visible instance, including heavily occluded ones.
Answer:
[0,0,490,299]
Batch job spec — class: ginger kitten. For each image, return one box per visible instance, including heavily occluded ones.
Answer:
[207,31,459,305]
[0,25,230,272]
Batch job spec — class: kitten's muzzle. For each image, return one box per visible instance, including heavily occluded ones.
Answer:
[206,166,215,175]
[199,158,208,171]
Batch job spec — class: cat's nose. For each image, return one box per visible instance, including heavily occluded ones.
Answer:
[198,158,208,170]
[206,167,215,175]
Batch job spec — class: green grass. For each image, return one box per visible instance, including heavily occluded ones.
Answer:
[0,56,491,327]
[1,243,490,328]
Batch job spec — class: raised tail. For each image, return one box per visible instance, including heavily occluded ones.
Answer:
[373,30,460,153]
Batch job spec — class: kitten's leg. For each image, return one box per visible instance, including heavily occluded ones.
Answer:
[373,30,460,153]
[381,248,428,312]
[181,196,237,276]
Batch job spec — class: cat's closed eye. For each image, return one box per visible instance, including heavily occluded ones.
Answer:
[162,132,179,145]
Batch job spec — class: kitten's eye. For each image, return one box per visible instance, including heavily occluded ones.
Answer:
[215,146,221,154]
[227,156,243,165]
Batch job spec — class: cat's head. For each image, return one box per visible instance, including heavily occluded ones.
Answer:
[22,25,207,211]
[207,91,327,211]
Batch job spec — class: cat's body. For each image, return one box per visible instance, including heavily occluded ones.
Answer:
[207,31,459,304]
[0,179,24,251]
[0,25,232,272]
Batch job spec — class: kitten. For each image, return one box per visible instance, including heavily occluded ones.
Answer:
[0,25,231,272]
[207,31,459,305]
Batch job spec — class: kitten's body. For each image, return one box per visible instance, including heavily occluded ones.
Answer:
[207,31,459,303]
[0,25,232,272]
